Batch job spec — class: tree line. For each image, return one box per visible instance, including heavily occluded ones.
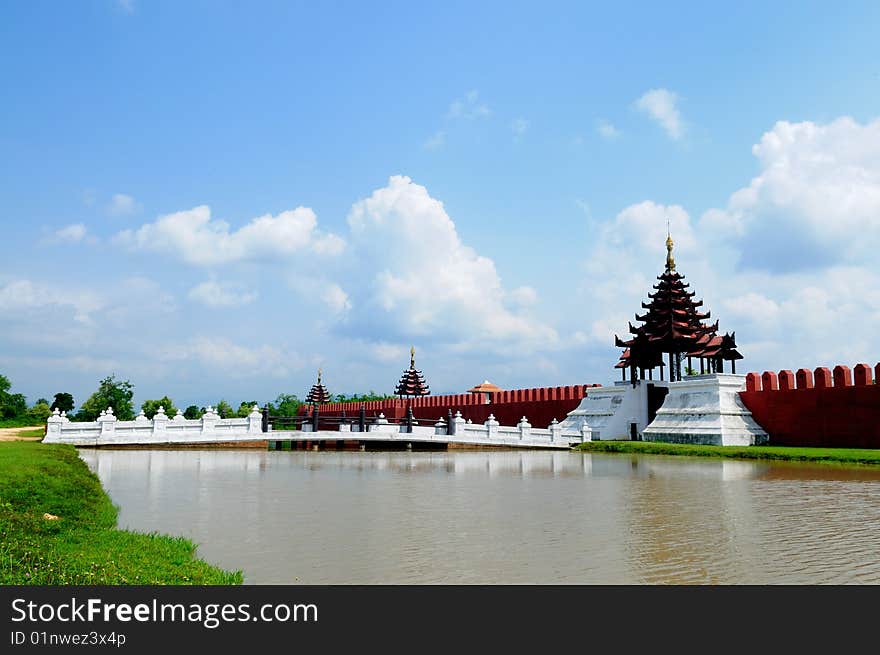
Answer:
[0,373,393,426]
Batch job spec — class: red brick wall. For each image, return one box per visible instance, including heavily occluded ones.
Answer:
[739,363,880,448]
[302,384,595,429]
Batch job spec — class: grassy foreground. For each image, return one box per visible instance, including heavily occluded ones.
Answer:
[574,440,880,465]
[0,441,242,585]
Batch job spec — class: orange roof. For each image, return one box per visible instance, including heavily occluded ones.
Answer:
[467,380,502,393]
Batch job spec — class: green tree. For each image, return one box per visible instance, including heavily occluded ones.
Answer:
[0,374,28,419]
[141,396,178,420]
[235,401,258,417]
[183,405,202,420]
[333,391,393,403]
[268,393,301,417]
[76,375,135,421]
[215,399,234,418]
[50,392,75,413]
[27,400,52,422]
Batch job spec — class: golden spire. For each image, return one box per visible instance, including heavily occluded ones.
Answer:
[410,345,415,368]
[665,218,675,271]
[317,368,322,384]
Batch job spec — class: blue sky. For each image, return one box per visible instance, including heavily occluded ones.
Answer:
[2,1,880,410]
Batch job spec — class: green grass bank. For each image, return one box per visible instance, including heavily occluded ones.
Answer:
[574,440,880,465]
[0,441,242,584]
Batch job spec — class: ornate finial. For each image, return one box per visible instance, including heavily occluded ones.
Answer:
[665,220,675,271]
[317,368,322,384]
[410,345,415,368]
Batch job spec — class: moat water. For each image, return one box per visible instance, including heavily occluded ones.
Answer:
[79,449,880,584]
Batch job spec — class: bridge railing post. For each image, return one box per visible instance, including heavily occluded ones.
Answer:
[261,404,269,433]
[359,405,366,433]
[312,406,320,432]
[406,406,414,434]
[447,409,454,436]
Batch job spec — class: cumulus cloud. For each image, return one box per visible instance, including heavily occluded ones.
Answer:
[0,279,103,324]
[322,283,351,315]
[188,280,258,307]
[635,88,684,140]
[505,286,538,308]
[699,116,880,270]
[596,119,620,139]
[43,223,89,244]
[107,193,140,217]
[369,342,407,362]
[115,205,344,266]
[162,336,301,378]
[343,175,557,352]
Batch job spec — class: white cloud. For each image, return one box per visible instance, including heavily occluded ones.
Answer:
[163,336,301,378]
[699,116,880,264]
[510,118,529,137]
[505,286,538,308]
[46,223,88,244]
[115,205,344,266]
[635,88,684,140]
[423,130,445,150]
[447,90,490,120]
[117,0,135,13]
[344,175,557,352]
[322,283,351,314]
[0,279,103,325]
[107,193,140,217]
[188,280,257,307]
[369,342,406,362]
[596,119,620,139]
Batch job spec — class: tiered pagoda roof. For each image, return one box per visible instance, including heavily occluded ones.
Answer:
[614,231,742,379]
[395,347,430,397]
[305,369,331,405]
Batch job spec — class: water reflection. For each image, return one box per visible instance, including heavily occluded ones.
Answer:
[78,449,880,584]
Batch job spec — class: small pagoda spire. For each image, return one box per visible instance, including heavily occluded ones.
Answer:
[395,346,430,397]
[665,219,675,272]
[305,368,331,405]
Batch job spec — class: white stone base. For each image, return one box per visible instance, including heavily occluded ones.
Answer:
[642,374,769,446]
[559,381,660,441]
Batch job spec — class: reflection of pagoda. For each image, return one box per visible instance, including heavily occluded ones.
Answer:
[305,369,331,405]
[395,347,430,397]
[614,230,742,382]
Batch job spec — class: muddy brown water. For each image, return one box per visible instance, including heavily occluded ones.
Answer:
[78,449,880,584]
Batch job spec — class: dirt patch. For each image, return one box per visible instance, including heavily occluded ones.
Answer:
[0,427,44,442]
